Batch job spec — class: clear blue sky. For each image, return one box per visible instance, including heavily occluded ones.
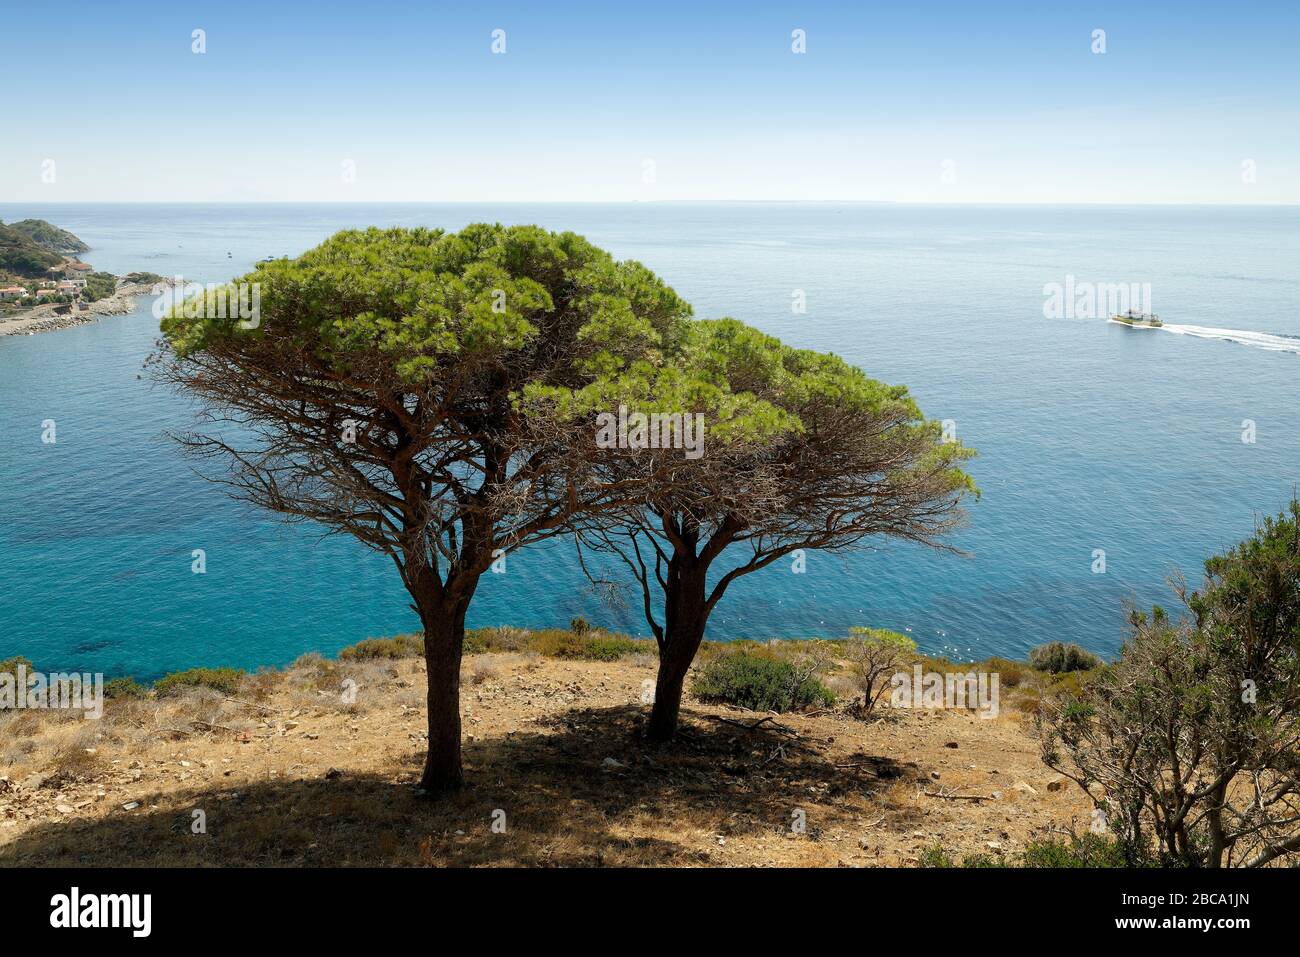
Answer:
[3,0,1297,203]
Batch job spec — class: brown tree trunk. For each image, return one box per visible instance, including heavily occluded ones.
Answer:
[1205,781,1228,868]
[646,563,708,742]
[418,598,469,795]
[647,640,695,741]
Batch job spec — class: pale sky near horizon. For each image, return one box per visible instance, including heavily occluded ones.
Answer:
[2,1,1298,204]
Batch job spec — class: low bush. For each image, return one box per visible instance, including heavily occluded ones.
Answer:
[1019,833,1133,868]
[241,668,284,700]
[463,626,650,659]
[980,656,1034,688]
[47,743,104,784]
[465,628,515,654]
[528,629,646,661]
[1045,668,1093,698]
[124,271,165,286]
[81,271,117,302]
[1027,641,1101,674]
[917,844,956,868]
[153,667,244,697]
[692,650,835,713]
[103,677,149,699]
[919,833,1129,868]
[919,845,1007,868]
[338,634,424,660]
[0,656,34,677]
[467,658,499,685]
[577,635,644,661]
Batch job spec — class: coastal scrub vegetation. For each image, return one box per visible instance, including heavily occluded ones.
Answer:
[102,677,150,699]
[153,667,245,698]
[0,656,34,677]
[2,625,1070,715]
[0,634,1088,869]
[81,271,118,302]
[4,603,1289,867]
[691,648,836,713]
[1038,502,1300,867]
[919,832,1132,868]
[337,634,427,661]
[124,271,166,287]
[1027,641,1101,674]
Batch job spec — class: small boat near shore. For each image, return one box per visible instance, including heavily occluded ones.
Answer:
[1111,310,1163,328]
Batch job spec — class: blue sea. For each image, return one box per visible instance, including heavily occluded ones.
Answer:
[1,203,1298,678]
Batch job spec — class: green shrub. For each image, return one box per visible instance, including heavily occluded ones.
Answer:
[569,616,592,634]
[462,626,651,659]
[980,656,1034,688]
[527,629,577,657]
[692,650,835,713]
[462,630,490,654]
[917,834,1129,869]
[531,629,644,660]
[124,271,165,286]
[576,634,643,661]
[0,655,34,677]
[847,626,915,648]
[917,844,955,868]
[1028,641,1101,674]
[917,845,1007,868]
[1046,667,1094,697]
[464,626,530,653]
[338,634,424,660]
[81,271,117,302]
[524,629,579,658]
[1019,833,1131,868]
[153,667,244,697]
[103,677,149,699]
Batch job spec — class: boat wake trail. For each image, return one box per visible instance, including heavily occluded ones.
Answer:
[1157,323,1300,355]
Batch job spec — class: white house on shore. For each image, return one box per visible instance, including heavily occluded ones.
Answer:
[0,285,29,300]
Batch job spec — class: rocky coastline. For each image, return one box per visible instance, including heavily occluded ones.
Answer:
[0,280,154,337]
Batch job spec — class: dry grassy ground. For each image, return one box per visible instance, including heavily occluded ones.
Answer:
[0,652,1088,867]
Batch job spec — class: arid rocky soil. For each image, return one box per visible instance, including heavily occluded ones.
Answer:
[0,653,1089,867]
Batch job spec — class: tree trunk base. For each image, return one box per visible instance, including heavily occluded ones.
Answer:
[646,654,690,742]
[416,747,465,796]
[644,716,679,743]
[415,775,464,798]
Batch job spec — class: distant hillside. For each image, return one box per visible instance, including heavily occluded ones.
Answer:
[0,222,64,278]
[0,219,94,281]
[6,219,89,255]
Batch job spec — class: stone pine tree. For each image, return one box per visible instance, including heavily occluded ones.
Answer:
[155,224,692,793]
[533,318,977,741]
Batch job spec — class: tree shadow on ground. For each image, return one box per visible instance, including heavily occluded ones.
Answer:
[0,704,914,866]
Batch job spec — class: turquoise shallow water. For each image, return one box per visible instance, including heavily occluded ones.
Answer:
[1,203,1297,678]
